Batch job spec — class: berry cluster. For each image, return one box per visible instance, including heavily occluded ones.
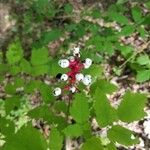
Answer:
[53,47,92,96]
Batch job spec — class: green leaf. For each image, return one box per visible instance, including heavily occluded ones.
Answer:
[91,9,101,19]
[2,123,47,150]
[82,64,103,79]
[28,105,67,129]
[132,6,142,23]
[5,96,20,114]
[39,83,53,103]
[109,12,128,24]
[48,59,69,76]
[20,59,32,74]
[54,101,68,114]
[64,3,73,14]
[0,64,9,74]
[120,25,135,36]
[28,105,55,123]
[49,128,63,150]
[5,84,16,95]
[0,118,15,138]
[117,92,147,122]
[81,137,103,150]
[94,88,117,127]
[117,45,133,57]
[24,80,42,93]
[63,124,83,138]
[70,93,89,124]
[136,54,150,65]
[31,47,49,65]
[90,79,118,96]
[80,122,92,139]
[136,69,150,83]
[103,41,114,55]
[41,29,62,44]
[105,143,117,150]
[9,65,21,75]
[31,65,49,76]
[108,125,139,146]
[6,40,23,64]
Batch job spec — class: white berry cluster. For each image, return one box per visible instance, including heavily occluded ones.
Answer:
[53,47,93,96]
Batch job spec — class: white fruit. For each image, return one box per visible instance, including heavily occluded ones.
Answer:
[75,73,84,81]
[69,86,76,93]
[53,87,61,96]
[73,47,80,57]
[82,75,92,86]
[58,59,69,68]
[143,119,150,139]
[60,74,68,81]
[73,47,80,54]
[68,56,75,62]
[84,58,92,69]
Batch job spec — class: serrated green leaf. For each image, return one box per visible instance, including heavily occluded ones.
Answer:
[9,65,21,75]
[28,105,55,123]
[63,124,83,137]
[49,128,63,150]
[20,59,32,74]
[5,84,16,95]
[90,79,118,96]
[105,143,117,150]
[64,3,73,14]
[109,12,128,24]
[54,101,68,114]
[31,65,49,76]
[28,105,67,129]
[0,118,15,138]
[91,9,101,19]
[48,59,69,76]
[42,29,62,44]
[94,88,117,127]
[5,96,20,114]
[136,70,150,83]
[31,47,49,65]
[70,93,89,124]
[136,54,150,65]
[120,25,135,36]
[108,125,139,146]
[39,83,53,103]
[2,123,47,150]
[117,92,147,122]
[24,80,42,93]
[82,64,103,79]
[132,6,142,23]
[6,40,23,64]
[81,137,103,150]
[0,64,9,74]
[117,45,133,57]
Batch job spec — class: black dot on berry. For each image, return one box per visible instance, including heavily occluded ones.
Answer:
[56,73,62,79]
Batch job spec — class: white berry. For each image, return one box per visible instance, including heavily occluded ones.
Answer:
[68,56,75,62]
[60,74,68,81]
[69,86,76,93]
[75,73,84,81]
[84,58,92,69]
[82,75,92,86]
[143,119,150,139]
[73,47,80,54]
[58,59,69,68]
[53,87,61,96]
[73,47,80,57]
